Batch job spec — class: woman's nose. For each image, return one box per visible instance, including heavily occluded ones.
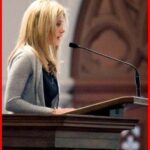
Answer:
[60,27,65,33]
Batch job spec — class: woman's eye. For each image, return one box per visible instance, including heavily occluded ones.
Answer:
[56,22,61,26]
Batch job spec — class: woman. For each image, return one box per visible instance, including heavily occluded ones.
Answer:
[5,0,74,115]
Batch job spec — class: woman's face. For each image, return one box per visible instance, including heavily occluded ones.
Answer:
[54,16,65,47]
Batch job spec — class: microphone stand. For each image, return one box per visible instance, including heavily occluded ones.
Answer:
[69,43,141,97]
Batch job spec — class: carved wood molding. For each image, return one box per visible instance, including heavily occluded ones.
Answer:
[3,114,138,149]
[71,0,147,105]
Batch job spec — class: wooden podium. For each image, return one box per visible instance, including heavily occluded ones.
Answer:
[3,96,147,150]
[67,96,147,116]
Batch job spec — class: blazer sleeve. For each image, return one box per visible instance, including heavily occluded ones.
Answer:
[5,53,54,114]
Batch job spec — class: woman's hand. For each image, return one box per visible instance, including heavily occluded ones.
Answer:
[52,108,75,115]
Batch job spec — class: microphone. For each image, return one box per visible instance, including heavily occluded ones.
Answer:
[69,42,141,97]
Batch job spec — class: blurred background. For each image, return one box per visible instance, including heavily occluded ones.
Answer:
[3,0,147,112]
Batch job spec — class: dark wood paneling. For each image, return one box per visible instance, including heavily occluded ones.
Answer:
[71,0,147,107]
[3,114,138,150]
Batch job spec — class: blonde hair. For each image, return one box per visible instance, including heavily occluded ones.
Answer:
[8,0,68,75]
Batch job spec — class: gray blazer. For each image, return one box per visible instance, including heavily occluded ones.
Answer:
[5,45,59,114]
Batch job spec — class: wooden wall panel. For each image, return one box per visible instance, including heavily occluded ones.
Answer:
[71,0,147,107]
